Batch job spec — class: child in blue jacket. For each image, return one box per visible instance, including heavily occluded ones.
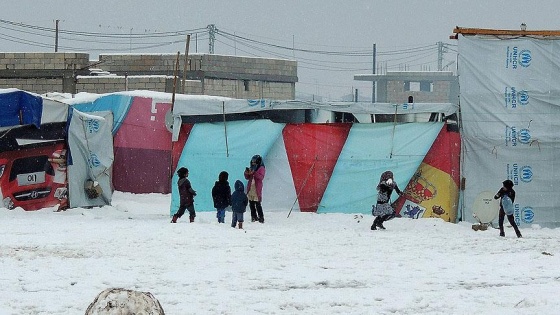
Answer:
[231,180,248,229]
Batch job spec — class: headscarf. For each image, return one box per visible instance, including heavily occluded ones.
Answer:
[250,154,264,171]
[377,170,394,190]
[502,179,514,189]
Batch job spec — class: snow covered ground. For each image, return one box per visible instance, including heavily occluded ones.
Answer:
[1,191,559,314]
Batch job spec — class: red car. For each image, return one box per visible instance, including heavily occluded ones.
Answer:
[0,123,68,211]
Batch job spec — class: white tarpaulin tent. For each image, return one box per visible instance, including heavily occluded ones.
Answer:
[458,34,560,228]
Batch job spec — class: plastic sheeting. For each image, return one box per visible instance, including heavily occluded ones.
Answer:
[170,120,444,216]
[67,110,114,208]
[0,89,43,129]
[459,35,560,227]
[71,94,134,134]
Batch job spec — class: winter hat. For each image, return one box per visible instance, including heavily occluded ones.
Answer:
[218,171,229,182]
[503,179,514,189]
[177,167,188,177]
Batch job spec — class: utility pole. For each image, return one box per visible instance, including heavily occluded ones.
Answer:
[371,43,377,123]
[207,24,216,54]
[372,43,376,103]
[292,35,295,58]
[55,19,59,52]
[182,34,191,94]
[437,41,443,71]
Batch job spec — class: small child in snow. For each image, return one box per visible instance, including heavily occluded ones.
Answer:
[212,171,231,223]
[171,167,197,223]
[231,180,248,229]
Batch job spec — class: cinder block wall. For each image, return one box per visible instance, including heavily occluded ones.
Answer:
[0,78,60,94]
[75,76,204,94]
[99,54,297,99]
[0,52,296,99]
[387,80,451,103]
[0,52,89,70]
[0,52,90,93]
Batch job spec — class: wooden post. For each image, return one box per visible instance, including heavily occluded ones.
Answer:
[171,51,180,109]
[182,34,191,94]
[170,51,180,180]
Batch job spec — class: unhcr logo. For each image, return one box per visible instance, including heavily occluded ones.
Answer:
[248,99,266,108]
[520,165,533,183]
[518,90,529,106]
[507,47,531,69]
[519,50,532,67]
[518,129,531,144]
[88,152,101,168]
[85,119,100,134]
[521,206,535,223]
[504,87,529,108]
[506,126,531,146]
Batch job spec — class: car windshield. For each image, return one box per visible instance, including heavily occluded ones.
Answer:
[9,155,54,181]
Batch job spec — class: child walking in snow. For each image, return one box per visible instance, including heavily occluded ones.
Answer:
[231,180,248,229]
[371,170,402,230]
[212,171,231,223]
[171,167,197,223]
[494,179,522,238]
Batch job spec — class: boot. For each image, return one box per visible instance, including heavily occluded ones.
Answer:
[258,218,264,224]
[377,219,386,230]
[189,216,195,223]
[371,217,379,230]
[499,229,505,237]
[238,222,243,229]
[171,215,178,223]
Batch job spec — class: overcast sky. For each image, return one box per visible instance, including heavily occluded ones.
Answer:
[3,0,560,100]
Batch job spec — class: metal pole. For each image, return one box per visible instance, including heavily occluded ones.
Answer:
[372,43,376,102]
[55,19,59,52]
[222,101,229,157]
[389,104,398,159]
[371,44,376,123]
[287,156,318,218]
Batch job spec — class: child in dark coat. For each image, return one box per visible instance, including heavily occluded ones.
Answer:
[171,167,197,223]
[212,171,231,223]
[371,170,402,230]
[494,179,522,238]
[231,180,248,229]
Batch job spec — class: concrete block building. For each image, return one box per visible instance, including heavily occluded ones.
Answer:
[0,52,297,100]
[354,71,459,104]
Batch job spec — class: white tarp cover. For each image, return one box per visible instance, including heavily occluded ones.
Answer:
[67,110,114,208]
[170,96,457,141]
[459,34,560,227]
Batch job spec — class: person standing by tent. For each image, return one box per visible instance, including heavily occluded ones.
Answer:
[244,155,266,223]
[494,179,522,238]
[231,180,248,229]
[371,170,402,230]
[212,171,231,224]
[171,167,197,223]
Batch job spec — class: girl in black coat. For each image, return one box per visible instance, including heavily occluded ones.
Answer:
[212,171,231,223]
[371,170,402,230]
